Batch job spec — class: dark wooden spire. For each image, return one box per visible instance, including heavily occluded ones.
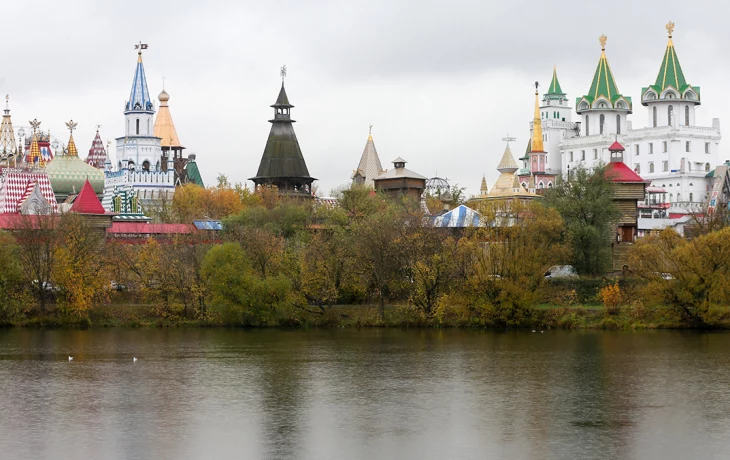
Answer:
[249,82,316,196]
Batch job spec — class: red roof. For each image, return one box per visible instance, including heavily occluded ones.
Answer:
[605,161,646,183]
[71,179,106,214]
[608,141,625,152]
[107,222,195,235]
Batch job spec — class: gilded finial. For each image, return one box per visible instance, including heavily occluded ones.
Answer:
[666,21,675,38]
[599,34,607,50]
[280,65,287,82]
[65,119,78,133]
[29,118,41,133]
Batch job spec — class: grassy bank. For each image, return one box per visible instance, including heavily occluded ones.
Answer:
[6,302,730,330]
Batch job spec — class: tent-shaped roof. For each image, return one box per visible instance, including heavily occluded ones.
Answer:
[427,204,483,227]
[544,66,565,99]
[641,23,700,104]
[184,159,204,187]
[576,36,632,112]
[154,90,183,148]
[71,179,106,214]
[85,129,107,169]
[352,131,384,188]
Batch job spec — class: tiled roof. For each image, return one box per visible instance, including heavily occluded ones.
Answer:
[71,179,106,214]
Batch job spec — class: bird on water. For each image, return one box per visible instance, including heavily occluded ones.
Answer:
[133,357,138,362]
[68,356,73,361]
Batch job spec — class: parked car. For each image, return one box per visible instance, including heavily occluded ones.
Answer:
[544,265,579,279]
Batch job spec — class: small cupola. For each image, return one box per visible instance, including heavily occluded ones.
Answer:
[608,140,625,162]
[392,157,407,169]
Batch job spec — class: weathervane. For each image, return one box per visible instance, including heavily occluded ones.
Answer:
[599,34,607,51]
[502,134,516,146]
[29,118,41,133]
[135,41,149,51]
[369,124,373,135]
[666,21,675,38]
[96,124,101,131]
[66,120,78,133]
[280,65,287,82]
[534,81,540,94]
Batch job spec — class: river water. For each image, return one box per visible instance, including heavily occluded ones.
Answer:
[1,329,729,460]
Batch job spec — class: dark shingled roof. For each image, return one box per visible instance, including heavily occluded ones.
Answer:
[250,83,315,184]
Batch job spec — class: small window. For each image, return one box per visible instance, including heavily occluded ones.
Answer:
[689,192,693,202]
[586,116,590,136]
[663,141,668,153]
[685,106,690,126]
[706,163,711,171]
[705,142,710,154]
[668,105,674,126]
[593,149,598,160]
[616,114,621,134]
[635,164,640,174]
[649,143,654,154]
[663,161,668,172]
[686,141,691,152]
[581,150,585,161]
[600,114,605,134]
[135,119,140,135]
[652,106,657,127]
[649,162,655,173]
[569,151,574,162]
[635,145,640,155]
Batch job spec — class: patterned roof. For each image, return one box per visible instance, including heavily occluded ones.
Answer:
[126,51,154,113]
[0,169,58,214]
[0,96,16,155]
[85,129,107,169]
[426,205,483,227]
[71,179,106,214]
[351,131,384,188]
[19,181,52,215]
[154,90,182,148]
[641,25,700,104]
[46,146,106,196]
[577,36,632,111]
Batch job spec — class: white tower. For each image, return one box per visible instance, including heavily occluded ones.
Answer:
[538,67,573,174]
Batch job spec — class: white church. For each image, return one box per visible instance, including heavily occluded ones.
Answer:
[533,22,721,210]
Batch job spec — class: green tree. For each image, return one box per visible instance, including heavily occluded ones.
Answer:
[15,214,63,313]
[545,165,619,275]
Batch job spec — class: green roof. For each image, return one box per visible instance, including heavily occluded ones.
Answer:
[641,36,700,103]
[46,154,105,197]
[544,67,565,99]
[577,47,632,111]
[185,160,204,187]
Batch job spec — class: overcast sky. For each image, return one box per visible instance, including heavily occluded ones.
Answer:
[1,0,728,196]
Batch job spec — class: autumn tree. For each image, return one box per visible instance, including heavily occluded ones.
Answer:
[53,214,109,315]
[629,227,730,325]
[15,214,63,313]
[544,164,619,275]
[0,231,28,322]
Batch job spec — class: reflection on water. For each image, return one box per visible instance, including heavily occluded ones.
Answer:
[1,329,730,460]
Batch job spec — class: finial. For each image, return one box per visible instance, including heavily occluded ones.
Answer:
[534,81,539,95]
[96,124,101,132]
[65,120,78,133]
[666,21,675,38]
[599,34,607,50]
[135,41,149,53]
[280,65,287,82]
[162,76,166,90]
[502,135,516,146]
[29,118,41,133]
[369,124,373,135]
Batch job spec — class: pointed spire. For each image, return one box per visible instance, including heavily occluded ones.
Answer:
[480,175,488,195]
[577,35,632,112]
[0,95,16,156]
[28,119,43,167]
[154,89,182,148]
[352,126,384,188]
[86,127,107,168]
[531,84,545,153]
[126,43,153,113]
[71,179,106,214]
[655,21,687,91]
[497,143,518,173]
[546,66,565,96]
[65,120,78,156]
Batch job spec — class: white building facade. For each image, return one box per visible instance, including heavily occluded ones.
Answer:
[554,26,721,208]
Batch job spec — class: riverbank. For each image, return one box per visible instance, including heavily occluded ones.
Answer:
[7,302,730,330]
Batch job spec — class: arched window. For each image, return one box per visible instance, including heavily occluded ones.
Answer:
[685,106,690,126]
[670,193,674,203]
[649,162,655,173]
[136,119,140,135]
[652,106,657,127]
[586,115,590,135]
[677,193,681,202]
[599,114,605,134]
[668,105,674,126]
[689,192,693,202]
[142,160,150,171]
[706,163,711,171]
[616,115,621,134]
